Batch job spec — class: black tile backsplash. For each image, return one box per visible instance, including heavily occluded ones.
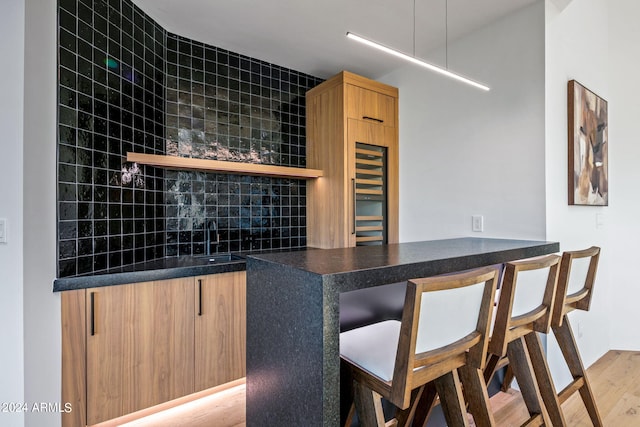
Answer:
[57,0,323,277]
[57,0,166,277]
[163,34,320,257]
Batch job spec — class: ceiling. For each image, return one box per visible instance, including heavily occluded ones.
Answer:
[131,0,539,80]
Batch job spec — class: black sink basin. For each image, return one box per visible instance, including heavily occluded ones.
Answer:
[191,253,245,264]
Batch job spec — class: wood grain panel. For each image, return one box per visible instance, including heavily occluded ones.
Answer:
[194,271,246,391]
[86,279,195,425]
[346,84,396,127]
[61,289,87,427]
[126,153,322,179]
[386,123,400,244]
[306,76,350,248]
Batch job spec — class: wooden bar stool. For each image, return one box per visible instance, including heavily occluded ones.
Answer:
[340,266,499,427]
[550,246,603,425]
[485,254,567,426]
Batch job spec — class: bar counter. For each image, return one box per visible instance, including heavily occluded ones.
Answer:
[245,237,559,426]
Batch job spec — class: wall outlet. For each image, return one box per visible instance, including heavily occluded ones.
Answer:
[0,218,6,243]
[472,215,484,232]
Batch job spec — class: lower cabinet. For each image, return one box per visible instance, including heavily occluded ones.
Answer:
[86,279,196,425]
[61,271,246,427]
[195,272,246,391]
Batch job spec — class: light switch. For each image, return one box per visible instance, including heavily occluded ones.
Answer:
[472,215,484,232]
[0,218,6,243]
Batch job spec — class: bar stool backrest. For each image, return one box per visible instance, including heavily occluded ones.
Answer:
[552,246,600,327]
[388,266,499,408]
[489,254,561,358]
[415,281,486,354]
[511,267,552,317]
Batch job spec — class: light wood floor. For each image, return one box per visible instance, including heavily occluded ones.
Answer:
[488,350,640,426]
[101,350,640,426]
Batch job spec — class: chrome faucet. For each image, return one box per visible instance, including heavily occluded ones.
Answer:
[205,219,220,256]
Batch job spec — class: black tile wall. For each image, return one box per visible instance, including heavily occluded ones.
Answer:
[57,0,323,276]
[57,0,166,277]
[164,34,321,256]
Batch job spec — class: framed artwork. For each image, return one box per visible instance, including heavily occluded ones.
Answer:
[568,80,608,206]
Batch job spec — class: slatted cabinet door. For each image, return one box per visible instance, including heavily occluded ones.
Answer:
[195,271,247,391]
[306,71,399,249]
[347,118,399,246]
[85,279,196,425]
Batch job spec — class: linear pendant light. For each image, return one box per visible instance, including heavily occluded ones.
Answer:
[346,32,490,91]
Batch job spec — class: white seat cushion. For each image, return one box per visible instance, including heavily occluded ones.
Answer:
[340,320,401,382]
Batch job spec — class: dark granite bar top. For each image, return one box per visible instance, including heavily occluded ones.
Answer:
[248,237,559,292]
[52,254,246,292]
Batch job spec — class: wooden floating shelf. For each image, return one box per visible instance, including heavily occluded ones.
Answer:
[127,153,323,179]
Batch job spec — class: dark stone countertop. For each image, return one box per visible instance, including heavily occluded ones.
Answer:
[52,246,311,292]
[52,254,246,292]
[247,237,559,291]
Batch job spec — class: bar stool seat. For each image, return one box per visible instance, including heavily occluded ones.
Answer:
[340,266,500,427]
[341,320,401,382]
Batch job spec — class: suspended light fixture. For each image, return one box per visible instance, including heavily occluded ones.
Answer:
[346,0,490,91]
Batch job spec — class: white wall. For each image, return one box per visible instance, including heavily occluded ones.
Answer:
[380,0,617,389]
[1,2,61,424]
[606,0,640,350]
[0,0,26,426]
[544,0,612,388]
[23,0,60,426]
[380,2,547,242]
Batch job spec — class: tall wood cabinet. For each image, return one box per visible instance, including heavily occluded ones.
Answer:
[306,71,399,248]
[61,271,246,427]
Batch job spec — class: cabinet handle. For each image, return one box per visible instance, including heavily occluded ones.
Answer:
[362,116,384,123]
[352,178,357,235]
[90,292,96,336]
[198,279,203,316]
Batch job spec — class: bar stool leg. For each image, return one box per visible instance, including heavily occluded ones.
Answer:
[459,365,496,427]
[459,366,496,427]
[501,365,515,392]
[524,331,567,427]
[353,381,386,427]
[434,371,470,427]
[483,354,501,385]
[506,336,550,425]
[408,382,438,427]
[393,386,424,427]
[553,317,604,426]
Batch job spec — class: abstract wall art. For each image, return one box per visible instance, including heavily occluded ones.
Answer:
[568,80,608,206]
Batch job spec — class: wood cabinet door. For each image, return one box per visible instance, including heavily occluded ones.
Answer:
[85,279,195,425]
[345,84,397,128]
[194,271,247,391]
